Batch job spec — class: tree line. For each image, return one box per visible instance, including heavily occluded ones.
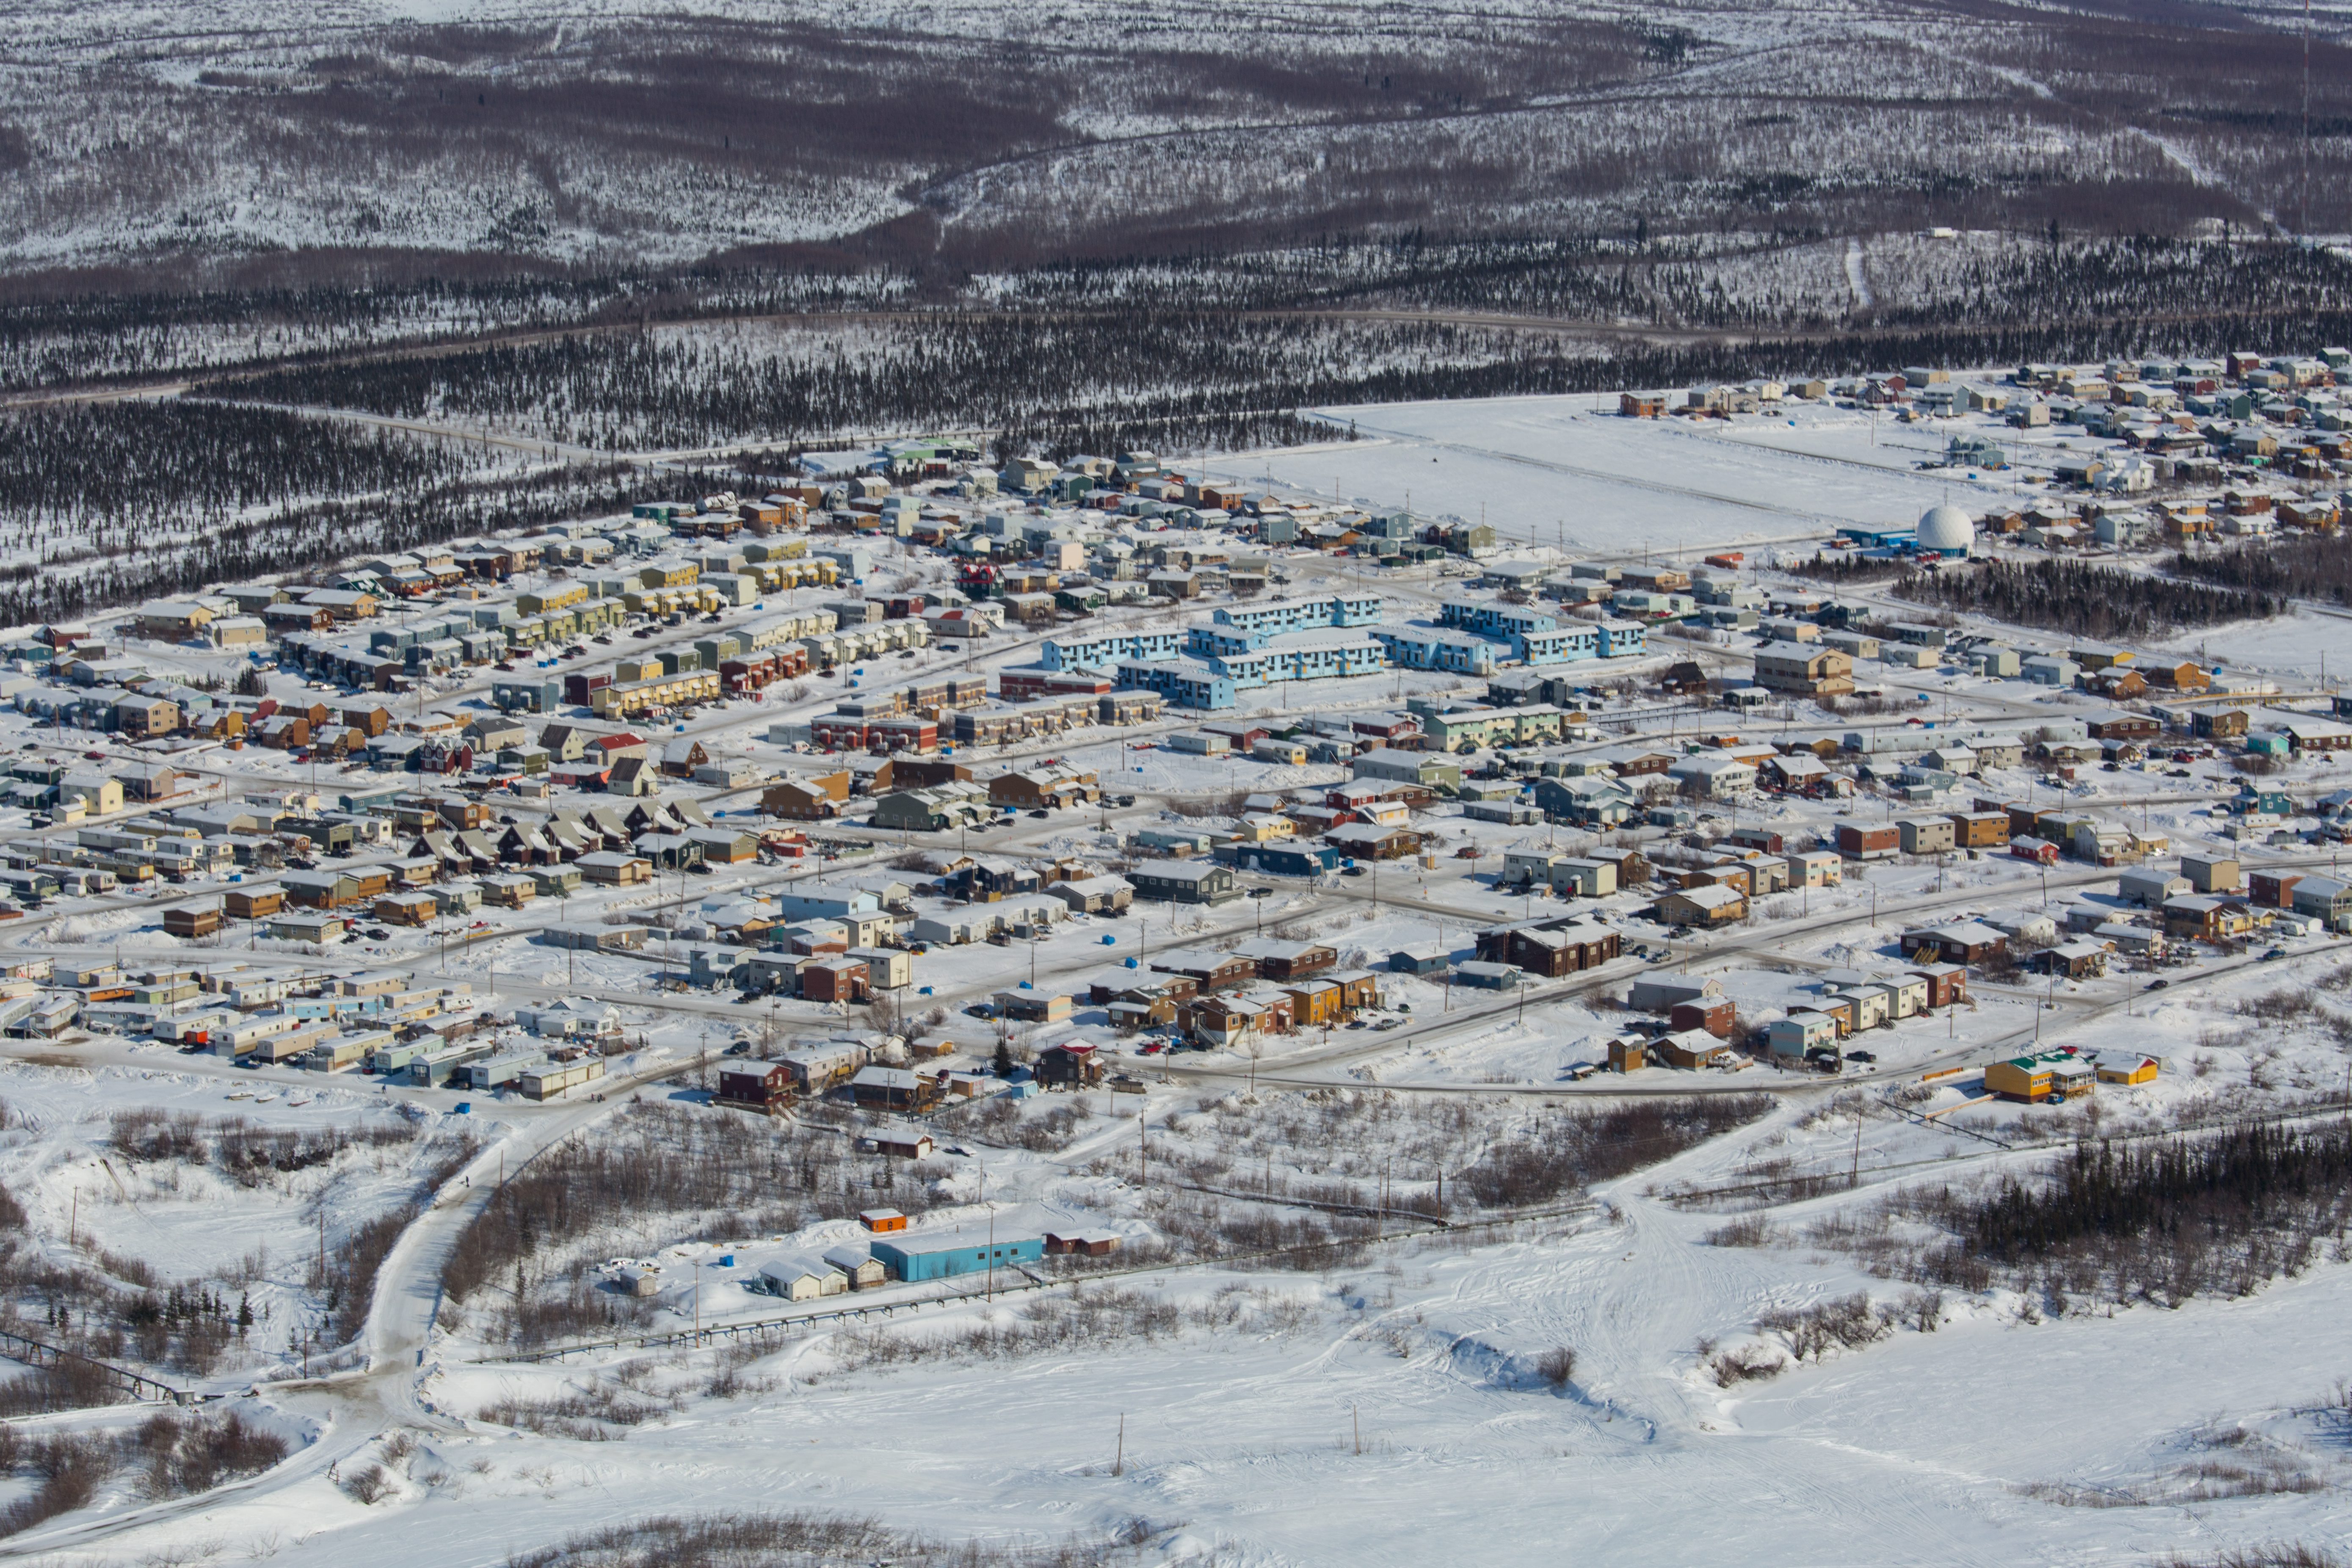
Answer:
[1895,557,2274,640]
[0,401,473,530]
[1903,1119,2352,1305]
[202,295,2352,472]
[0,398,636,622]
[2172,533,2352,609]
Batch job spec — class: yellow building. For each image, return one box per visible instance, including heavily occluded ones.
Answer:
[519,583,589,615]
[1985,1049,2097,1102]
[590,671,722,716]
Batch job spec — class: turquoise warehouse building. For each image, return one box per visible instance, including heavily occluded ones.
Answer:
[872,1233,1046,1281]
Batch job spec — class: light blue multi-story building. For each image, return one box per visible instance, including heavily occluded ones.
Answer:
[1040,628,1184,670]
[1208,593,1386,640]
[1438,599,1558,640]
[1208,629,1386,688]
[1596,619,1648,657]
[1436,596,1646,662]
[1517,625,1600,665]
[1116,658,1236,710]
[1369,626,1501,675]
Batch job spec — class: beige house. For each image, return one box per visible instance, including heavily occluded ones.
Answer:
[1753,640,1856,697]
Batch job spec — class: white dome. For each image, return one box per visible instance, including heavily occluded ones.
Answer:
[1917,504,1974,551]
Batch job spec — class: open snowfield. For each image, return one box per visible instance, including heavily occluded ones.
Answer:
[22,1077,2352,1568]
[1193,395,2034,558]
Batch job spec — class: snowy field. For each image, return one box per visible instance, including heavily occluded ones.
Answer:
[1193,395,2036,558]
[25,1070,2352,1568]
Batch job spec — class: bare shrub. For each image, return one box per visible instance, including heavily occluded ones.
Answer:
[0,1410,286,1539]
[506,1509,1159,1568]
[1758,1292,1892,1363]
[478,1382,674,1441]
[0,1356,126,1418]
[2166,1548,2344,1568]
[2177,1458,2327,1500]
[1706,1215,1776,1248]
[1534,1346,1577,1388]
[339,1463,391,1505]
[961,1096,1093,1152]
[706,1335,783,1401]
[1707,1344,1786,1386]
[1460,1096,1770,1209]
[821,1285,1184,1378]
[135,1411,289,1497]
[0,1434,109,1538]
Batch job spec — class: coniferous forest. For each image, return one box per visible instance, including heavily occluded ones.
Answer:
[1894,558,2277,640]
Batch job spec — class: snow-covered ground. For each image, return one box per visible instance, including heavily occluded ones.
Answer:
[1192,394,2032,557]
[26,1074,2352,1568]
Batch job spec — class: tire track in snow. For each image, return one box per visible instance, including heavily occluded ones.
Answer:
[1845,237,1874,312]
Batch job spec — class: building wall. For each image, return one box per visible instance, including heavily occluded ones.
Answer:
[874,1237,1046,1281]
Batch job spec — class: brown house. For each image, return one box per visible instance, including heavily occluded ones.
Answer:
[764,770,853,820]
[988,765,1100,811]
[716,1061,795,1115]
[1945,810,2010,849]
[1474,919,1621,977]
[1239,939,1336,981]
[1152,949,1256,990]
[2142,661,2211,692]
[223,885,284,921]
[887,757,972,790]
[798,956,870,1005]
[1035,1042,1106,1089]
[1669,997,1736,1038]
[1910,963,1968,1008]
[2088,668,2148,700]
[1681,863,1753,897]
[163,903,221,939]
